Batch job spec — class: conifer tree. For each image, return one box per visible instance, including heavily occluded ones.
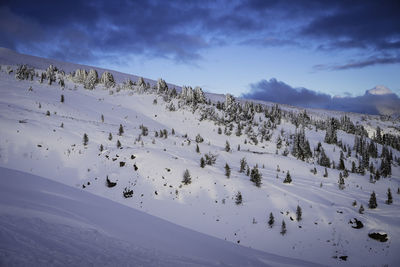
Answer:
[235,191,242,205]
[117,140,121,148]
[200,157,205,168]
[101,114,104,123]
[338,173,345,190]
[83,133,89,146]
[268,212,274,228]
[60,94,64,103]
[119,124,124,136]
[386,188,393,204]
[280,220,287,235]
[338,151,345,170]
[99,144,104,152]
[296,205,302,221]
[108,133,113,141]
[182,169,192,185]
[283,171,292,183]
[225,141,230,152]
[368,191,377,209]
[239,157,247,173]
[225,163,231,178]
[196,144,200,153]
[323,168,328,178]
[250,166,262,187]
[359,204,364,214]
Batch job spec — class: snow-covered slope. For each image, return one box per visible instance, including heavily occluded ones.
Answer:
[1,167,318,267]
[0,48,399,266]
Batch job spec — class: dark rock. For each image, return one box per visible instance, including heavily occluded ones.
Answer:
[120,161,125,167]
[368,232,388,242]
[106,176,117,188]
[349,218,363,229]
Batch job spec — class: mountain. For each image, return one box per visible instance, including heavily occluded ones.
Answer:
[0,48,399,266]
[366,85,394,96]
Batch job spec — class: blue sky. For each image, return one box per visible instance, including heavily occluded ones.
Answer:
[1,0,399,104]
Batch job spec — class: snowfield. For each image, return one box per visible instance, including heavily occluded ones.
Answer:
[0,48,399,266]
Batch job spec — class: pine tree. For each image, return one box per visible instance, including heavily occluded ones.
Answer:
[368,191,377,209]
[296,205,302,221]
[239,157,247,173]
[250,166,262,187]
[225,163,231,178]
[323,168,328,178]
[268,212,274,228]
[225,141,230,152]
[359,204,364,214]
[338,151,345,170]
[182,169,192,185]
[108,133,113,141]
[195,143,200,153]
[338,172,345,190]
[101,114,104,123]
[117,140,121,148]
[235,191,242,205]
[200,157,206,168]
[83,133,89,146]
[218,127,222,134]
[280,220,287,235]
[386,188,393,204]
[119,124,124,136]
[99,144,104,152]
[60,94,64,103]
[324,118,337,144]
[283,171,292,183]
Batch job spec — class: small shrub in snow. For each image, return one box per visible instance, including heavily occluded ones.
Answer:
[195,134,204,143]
[204,152,217,165]
[123,187,133,198]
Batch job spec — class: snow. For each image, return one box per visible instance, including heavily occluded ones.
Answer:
[0,48,399,266]
[0,167,318,267]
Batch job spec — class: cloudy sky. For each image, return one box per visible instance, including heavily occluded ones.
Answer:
[1,0,399,114]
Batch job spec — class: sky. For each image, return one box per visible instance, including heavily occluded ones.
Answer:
[0,0,399,114]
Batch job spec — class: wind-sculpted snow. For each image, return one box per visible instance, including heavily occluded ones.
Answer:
[0,167,321,267]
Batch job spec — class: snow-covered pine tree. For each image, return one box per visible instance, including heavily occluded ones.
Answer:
[324,118,337,144]
[84,69,98,90]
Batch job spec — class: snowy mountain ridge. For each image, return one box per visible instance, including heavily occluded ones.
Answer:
[0,48,399,266]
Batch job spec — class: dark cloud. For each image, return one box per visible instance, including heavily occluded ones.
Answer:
[313,56,400,71]
[242,78,400,116]
[0,0,399,69]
